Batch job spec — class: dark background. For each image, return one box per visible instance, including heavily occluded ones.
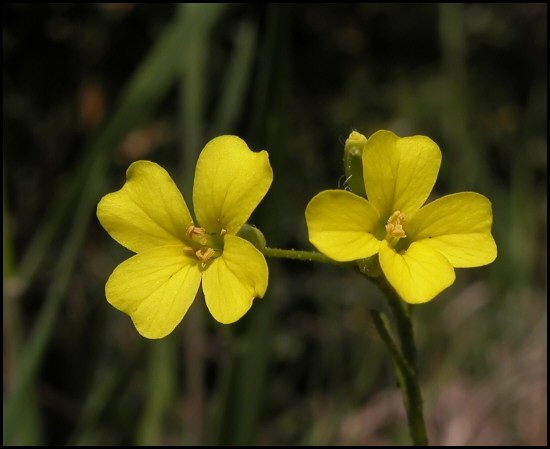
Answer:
[3,4,547,445]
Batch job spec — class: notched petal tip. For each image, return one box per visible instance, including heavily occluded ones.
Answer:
[363,130,442,218]
[97,160,193,253]
[407,192,498,268]
[193,136,274,235]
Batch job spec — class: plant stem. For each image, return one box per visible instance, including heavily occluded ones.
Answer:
[372,280,429,446]
[262,245,428,444]
[262,246,344,265]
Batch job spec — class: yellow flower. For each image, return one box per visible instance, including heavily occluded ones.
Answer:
[305,130,497,304]
[97,136,273,338]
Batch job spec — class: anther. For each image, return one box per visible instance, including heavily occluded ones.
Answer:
[385,210,407,238]
[196,247,215,263]
[186,225,206,239]
[183,246,196,257]
[186,225,209,245]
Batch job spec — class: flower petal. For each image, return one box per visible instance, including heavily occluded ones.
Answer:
[97,161,193,253]
[407,192,497,267]
[193,136,273,235]
[105,245,202,339]
[202,235,268,323]
[363,130,441,220]
[305,190,380,261]
[379,240,456,304]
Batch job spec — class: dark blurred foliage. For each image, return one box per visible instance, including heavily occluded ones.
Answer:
[3,3,546,445]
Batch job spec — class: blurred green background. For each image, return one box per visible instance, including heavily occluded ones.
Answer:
[3,3,546,445]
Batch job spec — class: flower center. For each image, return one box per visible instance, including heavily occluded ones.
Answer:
[385,210,407,240]
[183,225,225,269]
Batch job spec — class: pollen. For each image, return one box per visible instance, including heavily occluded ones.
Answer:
[186,225,204,238]
[182,246,196,257]
[385,210,407,238]
[196,247,216,268]
[183,226,224,267]
[186,225,208,245]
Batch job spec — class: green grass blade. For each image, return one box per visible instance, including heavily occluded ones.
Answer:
[3,6,225,442]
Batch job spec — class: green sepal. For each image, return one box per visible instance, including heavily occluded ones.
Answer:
[356,254,382,278]
[237,224,267,252]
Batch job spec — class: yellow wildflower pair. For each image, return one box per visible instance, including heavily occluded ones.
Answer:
[98,130,497,338]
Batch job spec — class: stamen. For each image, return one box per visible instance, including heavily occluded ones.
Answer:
[183,226,224,268]
[385,210,407,238]
[182,246,196,257]
[186,225,206,239]
[186,225,208,245]
[196,247,215,263]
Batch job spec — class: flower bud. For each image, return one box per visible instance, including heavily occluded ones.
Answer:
[343,131,367,197]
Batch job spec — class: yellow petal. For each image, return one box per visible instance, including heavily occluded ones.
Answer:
[97,161,193,253]
[363,130,441,219]
[379,240,456,304]
[105,245,202,339]
[407,192,497,267]
[202,235,268,323]
[193,136,273,235]
[305,190,380,262]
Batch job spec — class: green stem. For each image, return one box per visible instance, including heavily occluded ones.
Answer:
[262,247,343,265]
[370,310,410,376]
[381,283,418,369]
[262,244,428,444]
[371,280,428,446]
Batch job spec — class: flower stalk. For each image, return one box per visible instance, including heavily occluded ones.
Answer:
[371,278,429,446]
[262,246,429,445]
[262,247,343,265]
